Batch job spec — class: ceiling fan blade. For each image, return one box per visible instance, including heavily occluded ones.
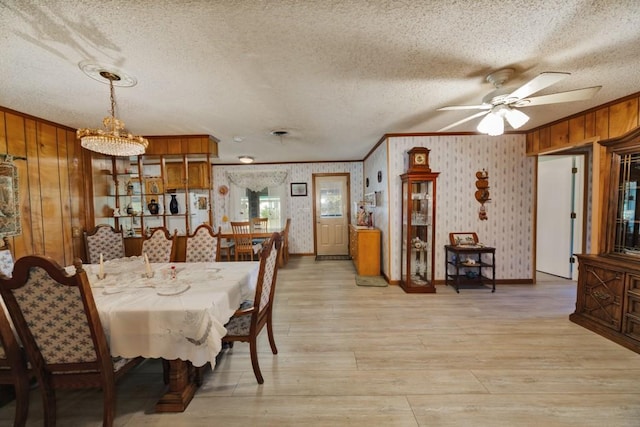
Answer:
[517,86,602,107]
[437,110,490,132]
[437,104,491,111]
[506,72,571,101]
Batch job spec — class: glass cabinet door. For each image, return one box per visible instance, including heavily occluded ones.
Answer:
[401,172,438,293]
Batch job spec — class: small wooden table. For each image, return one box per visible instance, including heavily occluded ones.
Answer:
[444,245,496,292]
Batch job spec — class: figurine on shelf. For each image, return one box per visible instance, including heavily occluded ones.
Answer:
[356,205,368,226]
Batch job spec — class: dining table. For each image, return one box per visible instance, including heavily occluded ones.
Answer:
[220,225,283,264]
[78,256,260,412]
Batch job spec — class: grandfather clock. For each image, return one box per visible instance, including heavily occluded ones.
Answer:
[400,147,439,293]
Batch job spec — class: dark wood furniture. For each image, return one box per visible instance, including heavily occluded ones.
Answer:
[400,147,439,293]
[571,127,640,354]
[222,233,281,384]
[445,244,496,293]
[0,256,141,427]
[571,254,640,352]
[0,295,30,427]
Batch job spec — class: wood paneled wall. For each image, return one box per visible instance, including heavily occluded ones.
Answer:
[0,107,88,266]
[526,92,640,154]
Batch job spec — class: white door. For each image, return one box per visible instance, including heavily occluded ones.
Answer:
[536,155,584,279]
[314,174,349,256]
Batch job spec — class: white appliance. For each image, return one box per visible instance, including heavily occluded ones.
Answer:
[166,192,210,235]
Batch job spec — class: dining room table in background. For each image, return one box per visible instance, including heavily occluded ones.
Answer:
[220,225,284,264]
[76,256,260,412]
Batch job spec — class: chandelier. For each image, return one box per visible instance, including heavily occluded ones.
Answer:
[77,71,148,156]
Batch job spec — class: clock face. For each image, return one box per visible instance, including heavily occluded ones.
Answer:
[415,153,426,165]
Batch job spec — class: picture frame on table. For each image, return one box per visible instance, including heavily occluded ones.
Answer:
[291,182,307,197]
[449,232,479,246]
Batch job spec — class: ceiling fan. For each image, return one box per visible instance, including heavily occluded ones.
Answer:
[437,68,602,135]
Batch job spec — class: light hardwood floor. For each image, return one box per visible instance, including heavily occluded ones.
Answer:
[1,257,639,426]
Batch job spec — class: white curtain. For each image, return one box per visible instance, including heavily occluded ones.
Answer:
[226,171,288,192]
[227,171,290,228]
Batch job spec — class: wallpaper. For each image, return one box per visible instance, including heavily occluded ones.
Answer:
[212,162,363,254]
[367,134,534,282]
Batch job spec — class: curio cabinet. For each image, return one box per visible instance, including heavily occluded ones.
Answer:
[400,147,439,293]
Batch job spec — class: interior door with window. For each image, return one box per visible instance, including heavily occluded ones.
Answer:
[314,174,349,256]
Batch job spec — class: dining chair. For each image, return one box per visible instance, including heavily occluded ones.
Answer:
[222,232,282,384]
[141,227,177,263]
[230,221,261,261]
[0,255,142,427]
[185,224,222,262]
[219,238,235,261]
[0,236,30,427]
[251,217,268,231]
[84,224,125,264]
[0,297,30,427]
[281,218,291,267]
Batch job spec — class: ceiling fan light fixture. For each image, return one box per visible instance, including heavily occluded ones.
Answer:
[477,112,504,136]
[504,108,530,129]
[238,156,254,164]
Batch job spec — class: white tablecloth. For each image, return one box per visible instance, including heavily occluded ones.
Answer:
[77,257,259,368]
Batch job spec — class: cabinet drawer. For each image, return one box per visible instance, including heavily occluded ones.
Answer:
[624,311,640,343]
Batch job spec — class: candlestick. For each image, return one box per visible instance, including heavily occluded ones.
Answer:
[98,253,105,279]
[144,252,153,278]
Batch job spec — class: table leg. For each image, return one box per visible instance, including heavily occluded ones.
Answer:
[155,359,198,412]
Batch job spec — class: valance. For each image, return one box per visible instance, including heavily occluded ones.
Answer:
[226,171,288,192]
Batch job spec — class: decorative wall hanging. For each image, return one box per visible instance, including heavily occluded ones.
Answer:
[475,169,490,220]
[218,185,229,222]
[0,156,21,237]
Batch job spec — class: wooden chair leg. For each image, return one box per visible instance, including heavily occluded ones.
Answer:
[13,376,30,427]
[41,385,57,427]
[249,337,263,384]
[103,380,116,427]
[266,313,278,355]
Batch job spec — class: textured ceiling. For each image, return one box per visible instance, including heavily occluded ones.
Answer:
[1,1,640,163]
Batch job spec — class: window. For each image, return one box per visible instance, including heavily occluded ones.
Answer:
[230,183,287,228]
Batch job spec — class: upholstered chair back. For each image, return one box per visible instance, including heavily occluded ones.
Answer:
[141,227,176,263]
[186,225,221,263]
[84,225,125,264]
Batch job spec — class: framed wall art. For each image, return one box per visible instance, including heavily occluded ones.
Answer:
[449,232,479,246]
[290,182,307,197]
[0,156,21,237]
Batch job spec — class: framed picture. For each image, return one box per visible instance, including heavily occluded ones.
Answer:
[449,232,479,246]
[144,177,163,204]
[291,182,307,197]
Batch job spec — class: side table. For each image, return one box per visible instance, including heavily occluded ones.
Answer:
[444,245,496,292]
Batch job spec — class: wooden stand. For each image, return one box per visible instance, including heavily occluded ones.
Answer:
[445,245,496,293]
[155,359,198,412]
